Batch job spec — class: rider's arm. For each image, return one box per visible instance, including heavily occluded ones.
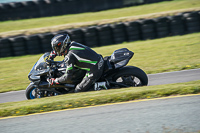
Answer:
[55,51,75,83]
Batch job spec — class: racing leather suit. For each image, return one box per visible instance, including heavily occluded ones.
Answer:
[55,41,104,92]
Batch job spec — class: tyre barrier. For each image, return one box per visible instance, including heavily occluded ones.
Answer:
[125,21,141,41]
[25,35,42,54]
[183,11,200,34]
[0,11,200,57]
[97,24,113,46]
[0,38,13,57]
[9,36,27,56]
[168,14,186,36]
[154,17,170,38]
[39,33,55,53]
[111,23,128,44]
[82,26,99,47]
[24,1,40,18]
[0,3,15,21]
[10,36,27,56]
[68,29,85,45]
[139,19,157,40]
[12,2,27,20]
[0,0,169,21]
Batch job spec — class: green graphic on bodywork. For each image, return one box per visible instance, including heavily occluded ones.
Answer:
[74,65,90,71]
[69,48,85,50]
[79,60,97,64]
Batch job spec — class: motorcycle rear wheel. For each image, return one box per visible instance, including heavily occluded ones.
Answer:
[112,66,148,87]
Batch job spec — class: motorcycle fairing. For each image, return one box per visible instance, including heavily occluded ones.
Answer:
[110,48,134,69]
[28,52,50,82]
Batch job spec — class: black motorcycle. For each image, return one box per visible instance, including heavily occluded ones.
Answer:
[26,48,148,99]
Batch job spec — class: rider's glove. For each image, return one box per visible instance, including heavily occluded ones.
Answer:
[50,78,59,85]
[50,51,57,60]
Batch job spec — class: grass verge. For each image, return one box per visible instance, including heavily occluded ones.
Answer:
[0,0,200,37]
[0,32,200,93]
[0,80,200,118]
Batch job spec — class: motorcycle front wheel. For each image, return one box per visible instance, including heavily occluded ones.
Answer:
[25,83,37,99]
[26,83,59,99]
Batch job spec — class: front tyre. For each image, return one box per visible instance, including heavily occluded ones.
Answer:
[26,83,37,99]
[112,66,148,87]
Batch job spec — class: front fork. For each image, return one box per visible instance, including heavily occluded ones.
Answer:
[34,88,42,98]
[34,87,60,98]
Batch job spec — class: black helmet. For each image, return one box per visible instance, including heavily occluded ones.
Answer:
[51,34,71,56]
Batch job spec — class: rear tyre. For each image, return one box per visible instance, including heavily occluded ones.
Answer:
[112,66,148,87]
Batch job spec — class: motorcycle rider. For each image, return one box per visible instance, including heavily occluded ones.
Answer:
[49,34,104,92]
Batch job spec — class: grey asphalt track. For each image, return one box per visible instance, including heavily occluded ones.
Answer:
[0,94,200,133]
[0,68,200,103]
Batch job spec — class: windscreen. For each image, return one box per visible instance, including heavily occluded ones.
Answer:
[34,53,50,71]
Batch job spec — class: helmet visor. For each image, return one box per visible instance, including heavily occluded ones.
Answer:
[60,35,70,54]
[53,44,62,55]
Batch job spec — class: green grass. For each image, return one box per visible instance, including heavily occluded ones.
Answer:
[0,80,200,117]
[0,32,200,93]
[0,0,200,36]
